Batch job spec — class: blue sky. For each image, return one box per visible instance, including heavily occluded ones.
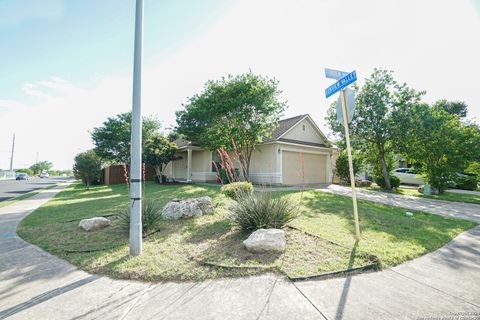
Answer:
[0,0,479,169]
[0,0,235,100]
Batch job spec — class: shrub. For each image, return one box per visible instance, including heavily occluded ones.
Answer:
[335,151,361,185]
[73,150,103,189]
[221,181,253,199]
[454,175,478,191]
[119,199,163,235]
[374,175,400,189]
[229,192,299,232]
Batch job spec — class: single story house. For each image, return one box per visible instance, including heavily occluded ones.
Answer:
[163,114,339,185]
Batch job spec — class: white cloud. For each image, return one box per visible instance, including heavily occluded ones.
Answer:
[1,0,479,169]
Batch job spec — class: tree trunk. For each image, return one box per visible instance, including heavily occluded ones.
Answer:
[244,153,251,182]
[154,165,162,184]
[379,151,391,190]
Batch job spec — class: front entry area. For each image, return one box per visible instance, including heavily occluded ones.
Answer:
[282,151,327,185]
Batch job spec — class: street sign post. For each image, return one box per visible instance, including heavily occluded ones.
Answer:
[325,68,361,240]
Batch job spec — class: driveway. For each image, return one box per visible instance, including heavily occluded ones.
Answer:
[322,184,480,223]
[1,184,479,319]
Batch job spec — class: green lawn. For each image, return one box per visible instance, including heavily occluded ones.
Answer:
[367,185,480,205]
[17,182,476,281]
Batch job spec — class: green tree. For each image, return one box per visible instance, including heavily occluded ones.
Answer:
[176,72,286,180]
[30,161,53,175]
[466,162,480,184]
[144,133,178,183]
[335,151,361,185]
[15,168,34,176]
[392,104,480,193]
[91,112,161,164]
[73,150,103,189]
[433,99,468,118]
[326,69,423,190]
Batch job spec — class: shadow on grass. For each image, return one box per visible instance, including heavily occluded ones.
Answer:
[297,190,476,265]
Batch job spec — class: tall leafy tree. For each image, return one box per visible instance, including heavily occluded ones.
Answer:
[144,133,178,183]
[433,99,468,118]
[91,112,161,164]
[326,69,423,189]
[392,103,480,193]
[73,150,102,190]
[30,161,53,174]
[176,72,286,180]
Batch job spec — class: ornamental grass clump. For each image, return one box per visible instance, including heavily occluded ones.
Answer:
[119,199,163,236]
[229,191,299,233]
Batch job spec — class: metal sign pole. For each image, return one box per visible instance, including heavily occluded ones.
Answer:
[130,0,144,256]
[340,89,361,240]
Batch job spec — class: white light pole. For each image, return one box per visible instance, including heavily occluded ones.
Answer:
[130,0,144,256]
[9,133,15,172]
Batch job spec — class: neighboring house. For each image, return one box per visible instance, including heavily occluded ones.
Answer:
[163,114,339,185]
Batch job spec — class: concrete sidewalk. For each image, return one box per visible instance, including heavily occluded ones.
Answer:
[322,184,480,223]
[1,184,479,319]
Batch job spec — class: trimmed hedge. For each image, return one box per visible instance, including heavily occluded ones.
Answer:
[374,175,400,189]
[454,175,478,191]
[221,182,254,199]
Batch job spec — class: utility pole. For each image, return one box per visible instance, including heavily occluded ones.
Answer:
[9,134,15,172]
[36,152,39,164]
[129,0,144,256]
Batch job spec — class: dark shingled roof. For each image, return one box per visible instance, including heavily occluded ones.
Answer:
[173,138,199,148]
[174,114,329,148]
[262,114,307,143]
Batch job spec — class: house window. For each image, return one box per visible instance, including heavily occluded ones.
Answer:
[302,124,306,131]
[211,151,220,172]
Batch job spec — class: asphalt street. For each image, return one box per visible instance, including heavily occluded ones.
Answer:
[0,177,69,202]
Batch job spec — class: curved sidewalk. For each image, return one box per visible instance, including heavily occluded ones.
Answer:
[0,184,479,319]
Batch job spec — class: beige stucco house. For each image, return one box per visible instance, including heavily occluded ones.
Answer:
[164,114,338,185]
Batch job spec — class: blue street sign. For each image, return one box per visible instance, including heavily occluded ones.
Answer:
[325,68,349,80]
[325,70,357,98]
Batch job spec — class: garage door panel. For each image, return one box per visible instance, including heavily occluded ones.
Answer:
[282,151,326,185]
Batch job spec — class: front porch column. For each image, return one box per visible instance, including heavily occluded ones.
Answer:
[327,154,333,183]
[187,149,192,182]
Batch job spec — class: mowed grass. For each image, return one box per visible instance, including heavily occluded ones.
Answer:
[17,183,476,281]
[367,185,480,205]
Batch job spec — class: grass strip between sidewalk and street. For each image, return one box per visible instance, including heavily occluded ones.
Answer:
[0,184,57,209]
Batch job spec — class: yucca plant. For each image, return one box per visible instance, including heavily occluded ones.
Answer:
[229,191,299,232]
[119,199,163,235]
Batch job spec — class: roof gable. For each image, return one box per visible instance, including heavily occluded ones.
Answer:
[263,114,330,147]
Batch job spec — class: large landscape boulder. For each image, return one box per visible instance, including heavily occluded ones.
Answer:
[243,229,286,253]
[79,217,112,232]
[161,196,214,220]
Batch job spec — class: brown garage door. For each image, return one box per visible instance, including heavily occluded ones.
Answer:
[282,151,327,185]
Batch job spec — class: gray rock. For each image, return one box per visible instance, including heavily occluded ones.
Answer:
[161,196,214,220]
[243,229,286,253]
[79,217,111,232]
